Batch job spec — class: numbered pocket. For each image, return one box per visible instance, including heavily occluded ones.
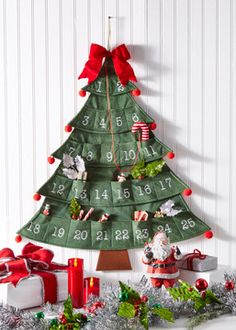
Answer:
[132,180,156,203]
[112,181,134,205]
[132,221,152,248]
[81,143,99,163]
[68,180,90,205]
[38,174,73,201]
[44,217,70,246]
[173,212,207,241]
[90,183,112,206]
[23,214,49,241]
[154,172,186,200]
[151,217,180,243]
[67,220,91,248]
[111,221,133,249]
[141,139,166,161]
[91,221,111,249]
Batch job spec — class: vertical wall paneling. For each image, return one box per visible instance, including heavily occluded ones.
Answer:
[1,0,236,274]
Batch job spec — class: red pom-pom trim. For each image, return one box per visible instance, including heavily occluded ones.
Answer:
[15,235,22,243]
[167,151,175,159]
[149,122,157,130]
[183,188,192,197]
[204,230,213,239]
[33,193,41,201]
[79,89,86,97]
[131,89,141,96]
[48,156,55,164]
[64,125,72,133]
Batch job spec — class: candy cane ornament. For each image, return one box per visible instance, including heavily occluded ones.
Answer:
[131,122,150,141]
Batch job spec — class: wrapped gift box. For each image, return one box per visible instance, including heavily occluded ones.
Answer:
[176,251,217,272]
[178,265,229,285]
[0,271,68,309]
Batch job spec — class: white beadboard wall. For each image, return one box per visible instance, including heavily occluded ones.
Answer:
[0,0,236,281]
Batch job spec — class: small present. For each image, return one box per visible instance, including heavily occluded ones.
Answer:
[0,243,68,309]
[179,265,228,285]
[0,271,68,309]
[176,249,217,272]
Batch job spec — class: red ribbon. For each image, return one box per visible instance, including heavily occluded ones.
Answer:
[183,249,206,270]
[0,243,67,304]
[79,43,137,86]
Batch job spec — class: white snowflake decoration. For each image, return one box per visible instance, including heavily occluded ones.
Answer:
[62,153,86,180]
[160,200,182,217]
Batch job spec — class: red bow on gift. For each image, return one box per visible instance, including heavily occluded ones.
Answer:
[184,249,206,270]
[0,243,67,304]
[79,43,137,86]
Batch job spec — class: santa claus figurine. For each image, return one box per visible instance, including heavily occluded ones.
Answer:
[142,231,182,288]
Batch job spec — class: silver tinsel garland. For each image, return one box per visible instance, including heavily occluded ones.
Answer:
[0,273,235,330]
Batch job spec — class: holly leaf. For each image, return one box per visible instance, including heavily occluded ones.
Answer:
[139,302,149,330]
[152,307,174,323]
[63,295,73,322]
[118,302,136,318]
[205,290,222,305]
[119,281,140,304]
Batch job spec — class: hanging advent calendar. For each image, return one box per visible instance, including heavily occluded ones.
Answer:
[17,43,212,270]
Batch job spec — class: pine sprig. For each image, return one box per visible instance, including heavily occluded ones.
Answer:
[69,197,81,219]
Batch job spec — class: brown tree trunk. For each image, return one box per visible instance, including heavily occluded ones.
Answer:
[96,249,132,271]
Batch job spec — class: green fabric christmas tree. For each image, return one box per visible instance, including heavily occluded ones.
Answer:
[17,45,211,254]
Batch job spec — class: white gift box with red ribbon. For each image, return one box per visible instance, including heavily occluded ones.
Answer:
[0,271,68,309]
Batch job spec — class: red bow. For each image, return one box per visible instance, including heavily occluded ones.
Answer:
[0,243,67,304]
[79,43,137,86]
[184,249,206,270]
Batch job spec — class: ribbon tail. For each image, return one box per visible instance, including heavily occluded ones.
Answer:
[32,270,58,304]
[113,59,137,86]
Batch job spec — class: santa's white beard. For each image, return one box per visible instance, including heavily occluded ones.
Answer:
[152,244,172,261]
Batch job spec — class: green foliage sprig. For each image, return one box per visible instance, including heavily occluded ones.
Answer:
[117,281,174,330]
[168,280,222,311]
[131,160,165,179]
[49,296,87,330]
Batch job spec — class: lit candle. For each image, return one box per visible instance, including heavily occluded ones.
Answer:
[68,258,84,308]
[84,277,100,304]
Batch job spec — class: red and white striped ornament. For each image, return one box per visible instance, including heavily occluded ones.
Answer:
[98,213,110,223]
[82,208,94,221]
[131,122,150,141]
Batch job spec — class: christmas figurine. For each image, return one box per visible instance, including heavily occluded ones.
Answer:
[142,231,182,288]
[43,204,51,216]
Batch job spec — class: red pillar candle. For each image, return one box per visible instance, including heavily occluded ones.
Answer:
[68,258,84,308]
[84,277,100,304]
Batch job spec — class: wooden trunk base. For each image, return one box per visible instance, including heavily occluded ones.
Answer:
[96,250,132,271]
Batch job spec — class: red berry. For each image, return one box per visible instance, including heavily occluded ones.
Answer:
[195,278,208,292]
[33,193,41,201]
[131,89,141,96]
[167,151,175,159]
[141,295,149,303]
[149,122,157,130]
[183,188,192,197]
[64,125,72,133]
[15,235,22,243]
[79,89,86,97]
[59,313,64,320]
[188,287,193,292]
[204,230,214,239]
[201,291,206,299]
[225,281,235,291]
[47,156,55,164]
[61,318,67,325]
